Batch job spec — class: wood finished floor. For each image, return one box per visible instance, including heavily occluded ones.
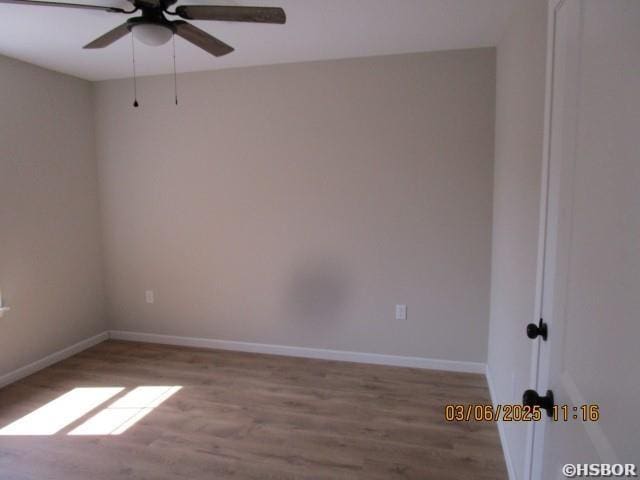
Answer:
[0,341,506,479]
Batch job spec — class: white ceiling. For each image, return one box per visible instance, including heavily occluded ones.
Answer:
[0,0,514,81]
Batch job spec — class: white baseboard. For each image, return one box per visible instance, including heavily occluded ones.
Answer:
[0,331,109,389]
[0,328,485,390]
[486,364,517,480]
[109,330,486,374]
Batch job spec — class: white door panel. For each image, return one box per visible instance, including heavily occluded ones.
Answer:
[532,1,640,478]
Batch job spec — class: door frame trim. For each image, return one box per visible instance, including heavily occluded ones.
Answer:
[527,1,566,479]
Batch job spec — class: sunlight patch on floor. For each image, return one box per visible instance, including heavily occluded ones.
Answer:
[0,386,182,436]
[0,387,124,436]
[69,386,182,435]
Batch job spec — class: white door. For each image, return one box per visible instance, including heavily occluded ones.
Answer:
[531,0,640,479]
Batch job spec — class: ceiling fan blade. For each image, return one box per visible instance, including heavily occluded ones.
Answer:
[174,5,286,24]
[0,0,134,13]
[173,20,234,57]
[83,22,130,49]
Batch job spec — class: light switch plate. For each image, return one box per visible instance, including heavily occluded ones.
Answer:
[145,290,154,304]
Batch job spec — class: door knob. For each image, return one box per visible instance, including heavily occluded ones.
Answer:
[526,319,548,340]
[522,389,554,417]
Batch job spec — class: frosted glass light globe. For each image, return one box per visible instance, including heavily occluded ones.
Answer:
[132,24,173,46]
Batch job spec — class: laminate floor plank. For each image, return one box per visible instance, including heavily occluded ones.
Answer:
[0,340,507,479]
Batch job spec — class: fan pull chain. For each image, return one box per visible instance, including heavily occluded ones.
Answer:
[131,35,139,108]
[172,34,178,106]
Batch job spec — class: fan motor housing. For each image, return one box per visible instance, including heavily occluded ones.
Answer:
[128,0,177,10]
[126,12,176,33]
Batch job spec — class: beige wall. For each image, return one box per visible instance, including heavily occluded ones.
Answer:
[94,49,495,362]
[0,55,106,376]
[487,0,547,478]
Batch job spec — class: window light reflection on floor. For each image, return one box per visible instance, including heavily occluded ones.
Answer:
[0,386,182,436]
[0,387,124,436]
[69,386,182,436]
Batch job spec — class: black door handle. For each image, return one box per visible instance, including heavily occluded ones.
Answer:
[526,319,548,340]
[523,389,554,417]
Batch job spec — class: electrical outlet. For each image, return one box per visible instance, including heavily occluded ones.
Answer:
[395,304,407,320]
[145,290,154,304]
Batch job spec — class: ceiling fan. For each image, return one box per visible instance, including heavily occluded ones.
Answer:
[0,0,286,56]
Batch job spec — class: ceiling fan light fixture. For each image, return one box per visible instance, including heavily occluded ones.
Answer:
[131,23,174,46]
[7,0,286,57]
